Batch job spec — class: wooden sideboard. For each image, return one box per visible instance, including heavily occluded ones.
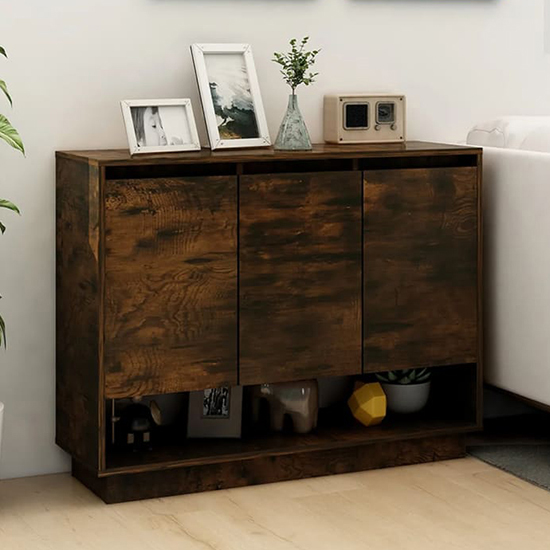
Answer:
[56,142,483,503]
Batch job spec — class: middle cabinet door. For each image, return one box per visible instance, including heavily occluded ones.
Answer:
[240,171,362,385]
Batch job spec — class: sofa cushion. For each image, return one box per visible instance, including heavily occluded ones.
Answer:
[467,116,550,152]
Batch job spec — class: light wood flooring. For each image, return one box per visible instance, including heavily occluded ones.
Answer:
[1,457,550,549]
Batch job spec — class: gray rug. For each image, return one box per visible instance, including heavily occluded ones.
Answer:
[468,444,550,492]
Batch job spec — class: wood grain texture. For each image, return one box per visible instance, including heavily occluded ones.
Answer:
[57,141,482,167]
[104,176,237,398]
[105,419,475,475]
[364,167,478,371]
[7,458,550,550]
[56,155,102,470]
[56,145,483,504]
[75,435,465,503]
[476,155,484,426]
[240,171,362,385]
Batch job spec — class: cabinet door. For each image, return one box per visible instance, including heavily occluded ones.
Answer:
[240,171,362,385]
[364,167,478,371]
[104,176,237,398]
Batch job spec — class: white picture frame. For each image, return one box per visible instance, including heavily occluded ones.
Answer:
[121,98,201,155]
[191,43,271,150]
[187,386,243,438]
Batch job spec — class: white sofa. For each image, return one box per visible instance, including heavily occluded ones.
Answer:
[468,117,550,409]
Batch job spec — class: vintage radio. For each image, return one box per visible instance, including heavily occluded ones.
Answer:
[324,94,406,144]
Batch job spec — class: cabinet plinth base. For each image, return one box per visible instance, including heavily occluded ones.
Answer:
[73,434,465,504]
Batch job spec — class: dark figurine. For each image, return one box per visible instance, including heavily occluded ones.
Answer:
[251,380,318,434]
[114,398,161,452]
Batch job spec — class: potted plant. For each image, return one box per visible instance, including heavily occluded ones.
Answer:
[375,368,431,414]
[272,37,320,151]
[0,43,25,457]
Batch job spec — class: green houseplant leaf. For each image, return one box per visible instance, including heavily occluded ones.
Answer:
[0,113,24,154]
[272,37,321,95]
[0,199,20,214]
[0,312,5,348]
[0,199,21,234]
[375,368,432,385]
[1,44,24,350]
[0,80,12,106]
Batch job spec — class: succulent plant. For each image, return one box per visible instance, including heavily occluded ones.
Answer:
[375,368,431,385]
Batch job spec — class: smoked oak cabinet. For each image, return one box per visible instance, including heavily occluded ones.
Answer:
[56,142,483,503]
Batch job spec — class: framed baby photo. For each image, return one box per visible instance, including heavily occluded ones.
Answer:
[187,386,243,438]
[121,98,201,155]
[191,43,271,150]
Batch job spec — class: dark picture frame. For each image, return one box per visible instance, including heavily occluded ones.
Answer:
[187,386,243,438]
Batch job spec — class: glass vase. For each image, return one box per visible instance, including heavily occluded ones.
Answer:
[274,94,312,151]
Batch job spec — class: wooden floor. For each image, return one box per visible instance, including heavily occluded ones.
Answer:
[1,458,550,549]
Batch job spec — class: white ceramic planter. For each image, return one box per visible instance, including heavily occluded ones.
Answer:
[0,402,4,457]
[382,381,431,414]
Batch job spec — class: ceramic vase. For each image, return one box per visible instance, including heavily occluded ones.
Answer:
[381,381,431,414]
[251,380,318,434]
[274,94,312,151]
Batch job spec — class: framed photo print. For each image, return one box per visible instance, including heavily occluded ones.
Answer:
[121,98,201,155]
[191,43,271,150]
[187,386,243,438]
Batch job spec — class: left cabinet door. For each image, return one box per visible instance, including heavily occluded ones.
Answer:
[104,176,238,398]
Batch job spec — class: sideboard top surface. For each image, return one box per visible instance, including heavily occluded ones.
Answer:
[57,141,481,167]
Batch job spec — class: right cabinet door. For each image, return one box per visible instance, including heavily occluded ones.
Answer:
[364,167,478,372]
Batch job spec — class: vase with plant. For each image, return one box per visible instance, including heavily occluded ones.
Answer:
[272,37,320,151]
[375,368,432,414]
[0,43,25,456]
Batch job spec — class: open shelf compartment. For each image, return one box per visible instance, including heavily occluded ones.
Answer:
[103,363,480,475]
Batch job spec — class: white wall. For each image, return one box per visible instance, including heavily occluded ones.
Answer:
[0,0,549,479]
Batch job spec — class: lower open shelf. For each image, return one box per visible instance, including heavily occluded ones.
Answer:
[104,363,480,476]
[105,410,477,476]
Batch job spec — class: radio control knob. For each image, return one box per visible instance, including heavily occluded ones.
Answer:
[391,124,397,131]
[375,125,381,131]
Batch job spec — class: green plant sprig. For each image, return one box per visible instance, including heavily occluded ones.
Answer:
[375,368,431,385]
[272,37,320,95]
[0,44,24,348]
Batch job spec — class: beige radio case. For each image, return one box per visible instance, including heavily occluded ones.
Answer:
[324,94,406,144]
